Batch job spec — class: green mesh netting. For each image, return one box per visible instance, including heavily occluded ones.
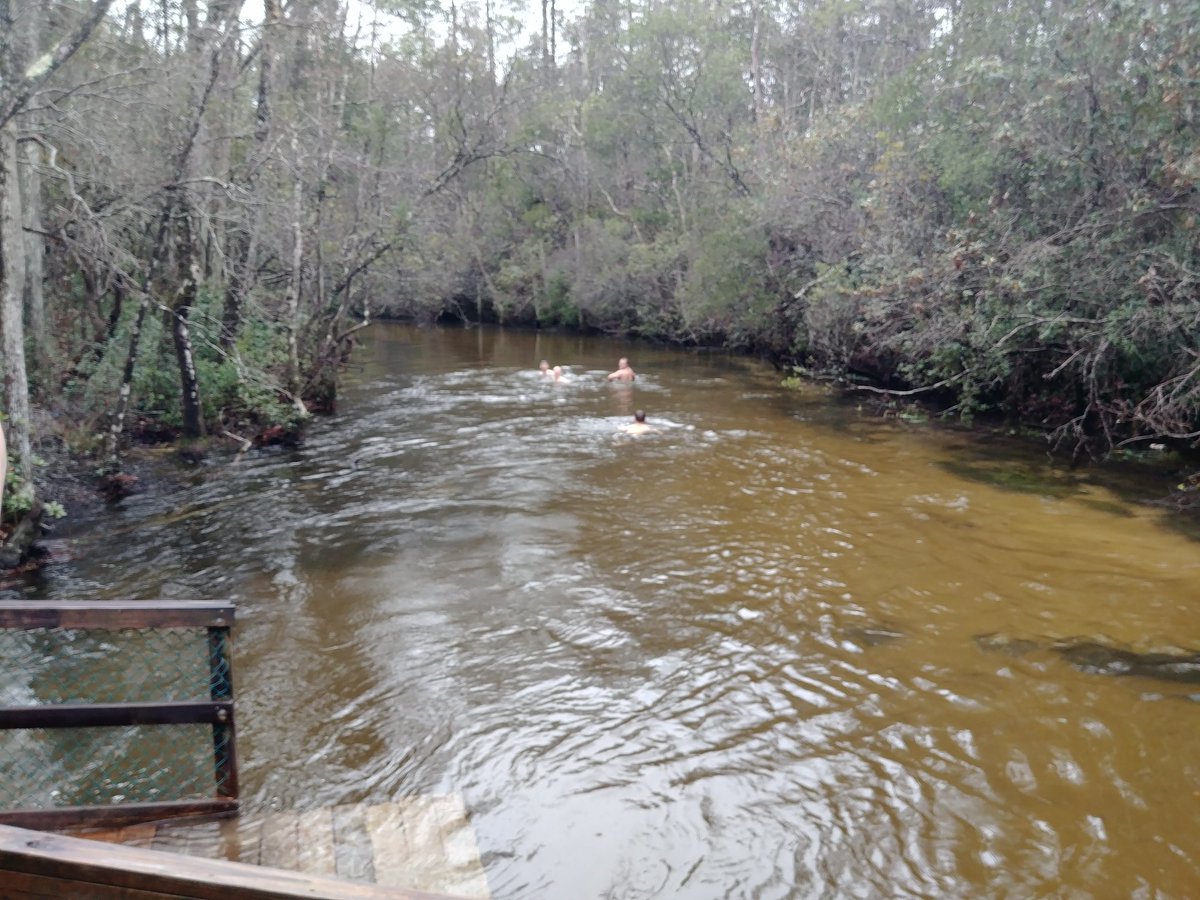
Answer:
[1,626,234,811]
[0,628,214,705]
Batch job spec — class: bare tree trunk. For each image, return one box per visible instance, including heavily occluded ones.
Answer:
[485,0,495,91]
[311,4,349,327]
[0,0,38,502]
[176,0,225,439]
[159,0,170,54]
[20,140,46,376]
[221,0,278,349]
[222,218,258,350]
[0,123,33,500]
[106,209,170,468]
[0,0,119,486]
[107,1,237,464]
[171,219,205,438]
[17,0,46,378]
[285,155,304,394]
[183,0,200,50]
[750,0,763,123]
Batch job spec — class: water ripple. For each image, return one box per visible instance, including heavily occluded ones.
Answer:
[20,325,1200,899]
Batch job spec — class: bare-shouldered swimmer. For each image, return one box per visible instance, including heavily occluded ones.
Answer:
[620,410,658,435]
[607,358,636,382]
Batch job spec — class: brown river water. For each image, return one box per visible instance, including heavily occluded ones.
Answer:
[19,323,1200,898]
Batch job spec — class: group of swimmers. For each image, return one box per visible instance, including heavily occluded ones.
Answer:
[537,356,637,383]
[537,356,656,434]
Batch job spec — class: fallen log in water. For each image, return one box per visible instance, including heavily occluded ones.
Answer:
[975,632,1200,685]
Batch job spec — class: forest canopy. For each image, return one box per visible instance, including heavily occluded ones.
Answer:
[0,0,1196,517]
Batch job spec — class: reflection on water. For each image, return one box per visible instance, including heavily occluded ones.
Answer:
[14,324,1200,898]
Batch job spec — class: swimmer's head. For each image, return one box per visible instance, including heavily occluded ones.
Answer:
[539,360,550,372]
[634,410,646,423]
[553,366,564,376]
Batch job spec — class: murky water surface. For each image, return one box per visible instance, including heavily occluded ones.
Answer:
[21,325,1200,897]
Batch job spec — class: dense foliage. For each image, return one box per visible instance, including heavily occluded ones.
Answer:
[410,0,1199,465]
[0,0,1197,519]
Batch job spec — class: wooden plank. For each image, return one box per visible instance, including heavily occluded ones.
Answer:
[296,807,338,877]
[261,810,300,872]
[366,799,489,899]
[71,823,159,847]
[0,700,233,730]
[363,804,408,886]
[433,801,489,899]
[225,815,263,865]
[0,602,235,631]
[151,818,193,856]
[179,819,226,862]
[332,803,375,883]
[0,799,239,831]
[0,868,181,899]
[0,824,472,899]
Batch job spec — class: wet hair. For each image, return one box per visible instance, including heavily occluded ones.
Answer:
[634,410,646,423]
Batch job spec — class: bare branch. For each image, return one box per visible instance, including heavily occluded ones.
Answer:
[0,0,118,128]
[850,370,976,397]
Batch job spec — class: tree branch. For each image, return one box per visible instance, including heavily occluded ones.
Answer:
[0,0,117,128]
[851,370,976,396]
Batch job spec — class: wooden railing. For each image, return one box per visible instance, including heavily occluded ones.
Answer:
[0,824,462,899]
[0,601,239,829]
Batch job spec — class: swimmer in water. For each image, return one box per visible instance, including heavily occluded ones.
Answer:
[607,357,636,382]
[538,360,552,376]
[620,410,657,435]
[552,365,570,383]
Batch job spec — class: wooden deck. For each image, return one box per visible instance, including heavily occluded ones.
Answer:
[68,796,490,898]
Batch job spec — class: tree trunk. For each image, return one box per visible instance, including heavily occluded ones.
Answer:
[285,162,304,394]
[17,0,46,378]
[750,0,763,123]
[109,0,237,461]
[221,0,277,350]
[0,123,33,500]
[20,139,46,377]
[171,266,205,437]
[106,208,170,469]
[485,0,495,91]
[0,0,33,504]
[166,0,238,426]
[0,0,126,479]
